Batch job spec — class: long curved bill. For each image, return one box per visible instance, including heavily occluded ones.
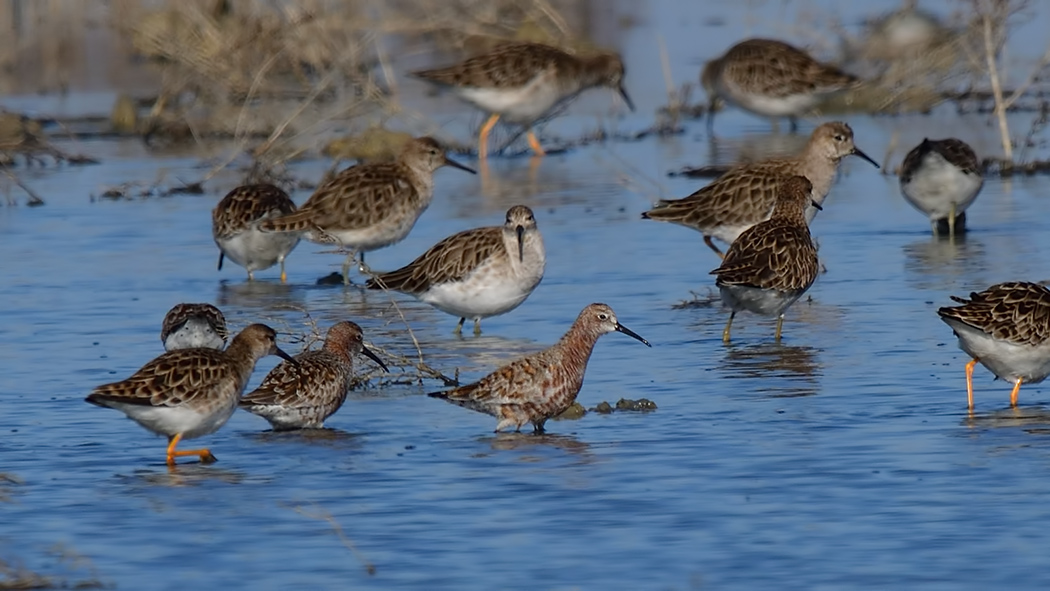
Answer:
[361,346,389,372]
[618,84,636,112]
[852,147,879,168]
[516,225,525,262]
[444,156,477,175]
[615,323,651,347]
[274,346,300,366]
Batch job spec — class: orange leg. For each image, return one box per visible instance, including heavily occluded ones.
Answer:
[703,235,725,259]
[279,259,287,284]
[1009,377,1023,407]
[478,113,500,160]
[166,433,217,466]
[526,130,546,156]
[964,358,978,410]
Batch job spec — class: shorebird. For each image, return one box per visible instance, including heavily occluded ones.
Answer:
[642,121,877,258]
[239,321,388,430]
[412,42,634,158]
[258,137,475,284]
[365,205,545,335]
[702,38,859,133]
[710,176,821,343]
[160,303,228,351]
[938,282,1050,410]
[86,324,295,466]
[899,138,983,237]
[212,183,301,283]
[427,303,651,433]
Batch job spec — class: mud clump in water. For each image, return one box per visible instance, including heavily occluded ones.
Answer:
[615,398,658,411]
[554,402,587,420]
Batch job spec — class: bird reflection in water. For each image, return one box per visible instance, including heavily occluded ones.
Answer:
[120,464,247,488]
[902,234,988,292]
[963,405,1050,435]
[216,279,303,311]
[244,428,364,451]
[477,432,594,465]
[719,343,822,398]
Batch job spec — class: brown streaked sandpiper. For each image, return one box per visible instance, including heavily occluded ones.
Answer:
[161,303,228,352]
[258,137,475,285]
[86,324,296,466]
[412,42,633,158]
[212,184,301,283]
[899,138,983,237]
[702,38,859,134]
[710,176,821,343]
[239,321,388,430]
[428,303,650,433]
[365,205,545,335]
[938,282,1050,411]
[642,121,877,258]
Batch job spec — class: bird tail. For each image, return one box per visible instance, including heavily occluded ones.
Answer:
[257,210,316,233]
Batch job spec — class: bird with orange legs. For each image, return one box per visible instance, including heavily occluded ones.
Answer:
[938,282,1050,411]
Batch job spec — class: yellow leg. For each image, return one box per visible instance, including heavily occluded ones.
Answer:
[947,203,957,238]
[166,433,217,466]
[280,259,287,284]
[341,253,354,286]
[479,113,500,160]
[704,235,725,259]
[473,318,482,336]
[774,315,785,342]
[722,311,735,344]
[965,357,978,410]
[526,130,546,156]
[454,317,465,335]
[1009,377,1023,407]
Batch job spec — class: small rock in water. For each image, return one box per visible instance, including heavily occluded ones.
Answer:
[554,402,586,420]
[592,401,614,414]
[615,398,658,412]
[316,272,346,286]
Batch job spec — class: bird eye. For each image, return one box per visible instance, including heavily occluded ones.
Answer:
[834,134,845,141]
[598,313,608,320]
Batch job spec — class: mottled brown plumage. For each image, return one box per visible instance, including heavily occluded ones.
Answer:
[938,282,1050,410]
[642,122,877,257]
[413,42,632,156]
[710,176,820,343]
[428,303,650,433]
[212,183,300,282]
[702,38,860,132]
[239,321,388,430]
[87,324,296,465]
[160,303,228,352]
[365,205,545,334]
[258,137,475,284]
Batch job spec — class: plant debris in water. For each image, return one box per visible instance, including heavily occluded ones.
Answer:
[555,398,658,420]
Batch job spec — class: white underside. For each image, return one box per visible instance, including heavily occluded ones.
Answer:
[900,154,983,220]
[719,77,825,117]
[307,211,424,253]
[419,255,544,320]
[943,319,1050,383]
[217,226,300,272]
[457,71,565,124]
[163,319,226,352]
[719,284,809,318]
[102,397,239,440]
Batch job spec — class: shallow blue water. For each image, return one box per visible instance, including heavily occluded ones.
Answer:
[5,1,1050,589]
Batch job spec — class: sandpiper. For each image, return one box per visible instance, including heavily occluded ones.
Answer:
[161,303,228,351]
[899,138,983,237]
[412,42,633,158]
[642,121,877,258]
[365,205,545,335]
[212,183,301,283]
[86,324,295,466]
[428,303,650,433]
[938,282,1050,410]
[239,321,388,430]
[702,38,859,133]
[258,137,475,284]
[710,176,821,343]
